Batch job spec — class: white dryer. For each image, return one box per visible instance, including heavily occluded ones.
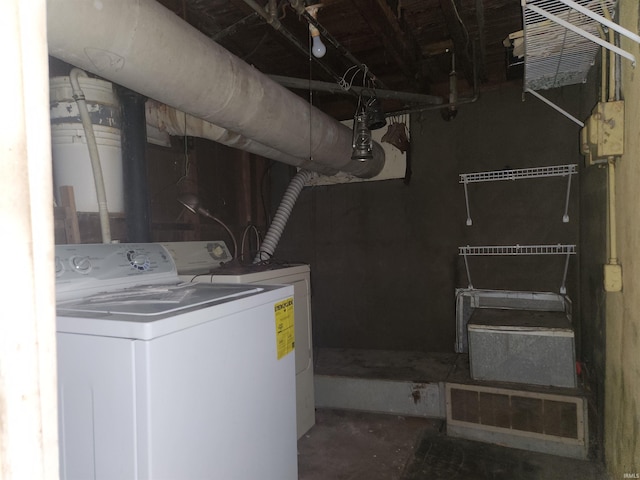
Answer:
[55,243,297,480]
[162,240,316,438]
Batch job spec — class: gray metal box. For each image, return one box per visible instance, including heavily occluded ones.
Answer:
[455,289,570,353]
[468,308,576,388]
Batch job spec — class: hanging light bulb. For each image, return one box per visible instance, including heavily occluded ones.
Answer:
[306,5,326,58]
[311,31,327,58]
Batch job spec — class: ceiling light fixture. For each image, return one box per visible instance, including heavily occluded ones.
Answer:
[305,4,326,58]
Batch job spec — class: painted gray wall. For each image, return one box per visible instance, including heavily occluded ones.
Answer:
[275,84,588,352]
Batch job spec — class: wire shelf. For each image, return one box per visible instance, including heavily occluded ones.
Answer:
[459,244,577,256]
[523,0,618,91]
[459,244,577,293]
[460,164,577,225]
[459,164,577,184]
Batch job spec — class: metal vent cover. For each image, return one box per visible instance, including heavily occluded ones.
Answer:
[523,0,618,90]
[445,383,588,459]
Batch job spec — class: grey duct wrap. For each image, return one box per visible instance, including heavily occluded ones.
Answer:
[47,0,385,178]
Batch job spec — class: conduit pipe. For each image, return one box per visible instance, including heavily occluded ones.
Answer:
[69,67,111,243]
[268,75,443,105]
[599,9,622,291]
[47,0,385,179]
[607,157,618,266]
[119,87,151,242]
[145,100,341,176]
[255,169,313,263]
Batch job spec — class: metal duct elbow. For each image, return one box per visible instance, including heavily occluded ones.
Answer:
[47,0,385,179]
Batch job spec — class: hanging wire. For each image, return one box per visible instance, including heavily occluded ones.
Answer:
[240,224,262,262]
[450,0,470,53]
[337,64,373,92]
[308,28,313,161]
[176,111,190,185]
[242,30,271,61]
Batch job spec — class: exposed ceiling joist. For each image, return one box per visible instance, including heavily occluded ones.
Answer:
[349,0,426,90]
[474,0,489,83]
[439,0,475,85]
[153,0,525,119]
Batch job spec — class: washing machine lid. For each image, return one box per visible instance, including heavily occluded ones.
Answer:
[56,282,293,340]
[57,282,263,316]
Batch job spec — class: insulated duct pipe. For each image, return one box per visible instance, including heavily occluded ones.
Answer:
[255,169,313,263]
[47,0,384,179]
[145,101,341,176]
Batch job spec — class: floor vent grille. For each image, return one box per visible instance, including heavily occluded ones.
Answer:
[446,383,587,459]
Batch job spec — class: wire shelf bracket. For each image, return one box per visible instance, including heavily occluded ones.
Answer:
[459,244,577,294]
[459,164,577,226]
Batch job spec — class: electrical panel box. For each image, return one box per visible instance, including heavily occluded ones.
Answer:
[604,263,622,292]
[580,101,624,166]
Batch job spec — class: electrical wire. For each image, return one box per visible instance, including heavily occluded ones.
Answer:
[176,112,190,184]
[337,64,373,92]
[450,0,470,53]
[260,161,274,227]
[240,224,262,262]
[242,30,270,61]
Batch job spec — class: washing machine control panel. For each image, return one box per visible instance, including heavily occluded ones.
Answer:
[160,240,232,274]
[55,243,178,301]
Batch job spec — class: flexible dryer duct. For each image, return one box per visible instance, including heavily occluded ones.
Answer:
[47,0,385,179]
[255,169,313,263]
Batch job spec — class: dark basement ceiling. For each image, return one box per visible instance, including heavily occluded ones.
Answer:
[156,0,525,119]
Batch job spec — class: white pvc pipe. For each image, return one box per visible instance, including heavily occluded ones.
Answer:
[69,68,112,243]
[47,0,385,178]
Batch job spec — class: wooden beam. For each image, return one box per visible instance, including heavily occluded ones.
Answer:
[349,0,425,89]
[439,0,475,85]
[421,39,455,58]
[58,186,81,244]
[475,0,488,83]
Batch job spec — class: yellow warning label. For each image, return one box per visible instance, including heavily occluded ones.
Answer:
[275,297,295,360]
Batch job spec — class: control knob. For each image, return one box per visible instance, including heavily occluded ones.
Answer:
[69,255,92,274]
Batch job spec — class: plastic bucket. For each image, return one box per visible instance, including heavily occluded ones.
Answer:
[51,125,124,213]
[50,76,123,213]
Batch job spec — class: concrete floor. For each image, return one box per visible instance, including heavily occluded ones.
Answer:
[298,409,609,480]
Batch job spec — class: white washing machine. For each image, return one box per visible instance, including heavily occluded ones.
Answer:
[161,241,315,438]
[55,243,297,480]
